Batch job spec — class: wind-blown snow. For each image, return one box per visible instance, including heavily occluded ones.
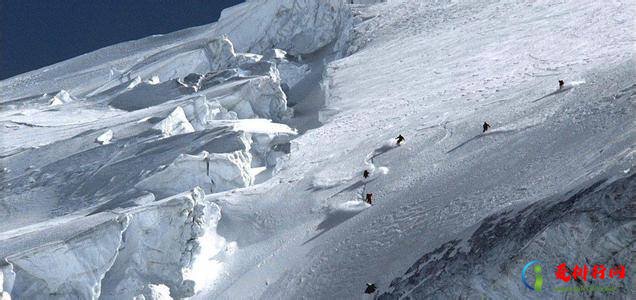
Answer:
[1,0,634,299]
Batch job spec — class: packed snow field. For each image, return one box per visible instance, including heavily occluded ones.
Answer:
[0,0,634,299]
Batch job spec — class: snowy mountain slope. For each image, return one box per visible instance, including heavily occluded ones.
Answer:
[197,0,634,298]
[1,0,634,299]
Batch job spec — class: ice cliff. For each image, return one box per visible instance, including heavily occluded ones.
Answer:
[0,0,353,299]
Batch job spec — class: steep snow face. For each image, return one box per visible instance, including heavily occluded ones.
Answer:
[0,119,251,230]
[198,0,633,299]
[214,0,352,55]
[1,0,634,299]
[120,36,238,87]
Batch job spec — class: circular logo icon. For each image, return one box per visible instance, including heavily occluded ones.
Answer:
[521,260,544,291]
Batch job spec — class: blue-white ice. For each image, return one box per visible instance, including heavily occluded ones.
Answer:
[0,0,634,299]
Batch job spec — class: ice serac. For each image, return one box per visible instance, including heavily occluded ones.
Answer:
[123,43,211,85]
[234,119,297,168]
[95,129,114,145]
[181,96,237,131]
[0,263,15,300]
[205,36,237,71]
[3,215,129,300]
[135,149,253,197]
[48,90,76,106]
[101,187,214,299]
[133,284,173,300]
[204,72,292,122]
[153,106,196,137]
[125,36,237,86]
[215,0,352,55]
[0,187,226,300]
[262,48,310,91]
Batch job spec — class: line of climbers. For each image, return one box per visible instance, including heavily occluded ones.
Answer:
[362,134,405,205]
[361,80,565,294]
[483,80,564,133]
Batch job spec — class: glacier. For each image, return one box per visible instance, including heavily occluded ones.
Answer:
[1,0,634,299]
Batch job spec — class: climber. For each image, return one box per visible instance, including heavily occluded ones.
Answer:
[364,283,377,294]
[363,170,370,178]
[396,134,405,146]
[205,156,210,176]
[365,193,373,205]
[558,80,565,89]
[482,122,491,133]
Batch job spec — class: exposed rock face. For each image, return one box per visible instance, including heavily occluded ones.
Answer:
[380,174,635,299]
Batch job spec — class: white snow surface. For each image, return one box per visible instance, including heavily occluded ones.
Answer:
[153,106,196,137]
[48,90,76,106]
[213,0,352,55]
[1,0,635,299]
[95,129,114,145]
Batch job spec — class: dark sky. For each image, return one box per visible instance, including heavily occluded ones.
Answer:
[0,0,244,80]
